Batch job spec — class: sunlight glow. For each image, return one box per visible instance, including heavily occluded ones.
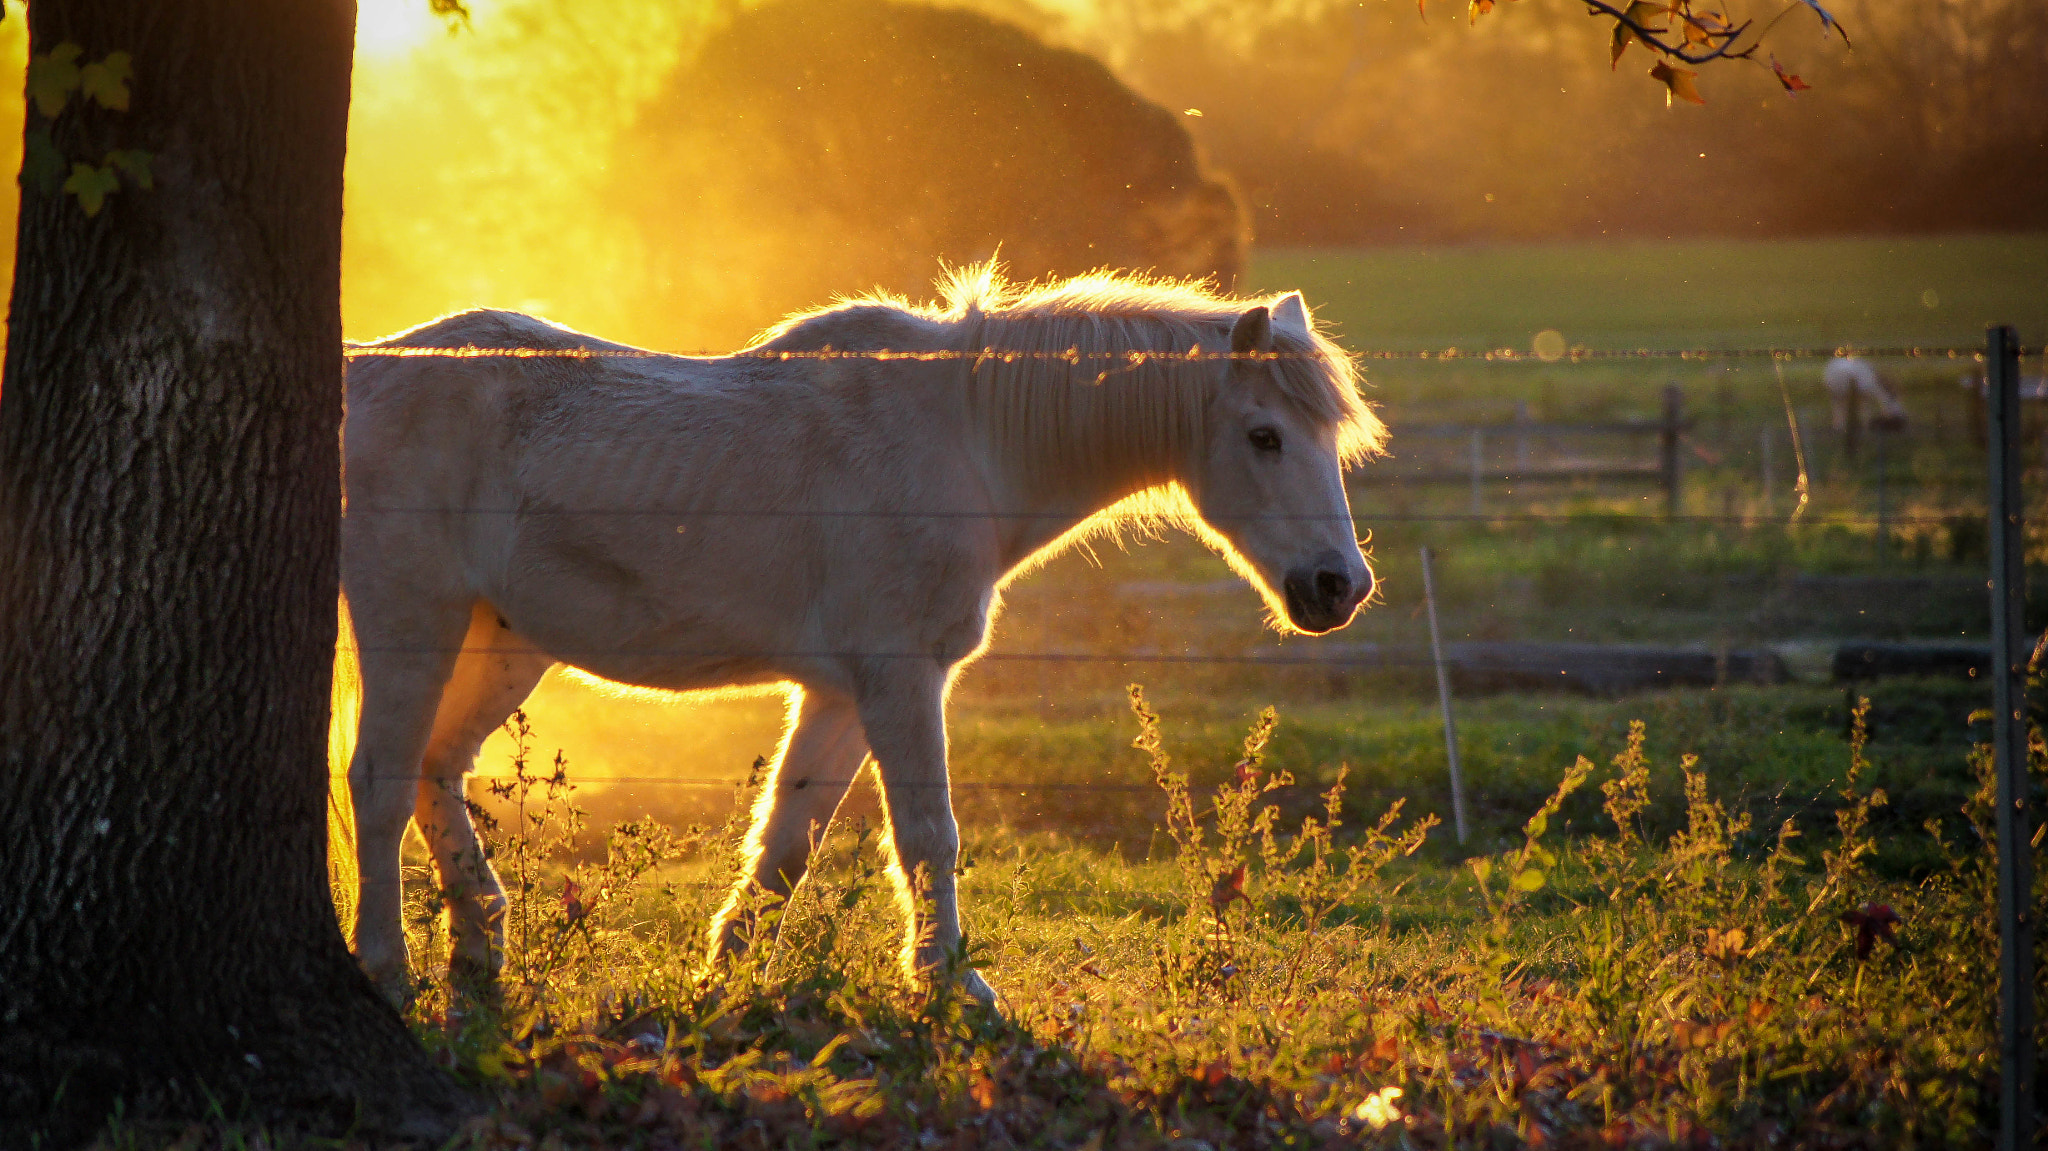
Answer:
[355,0,438,60]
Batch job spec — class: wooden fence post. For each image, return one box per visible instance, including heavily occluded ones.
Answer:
[1420,546,1470,845]
[1662,384,1684,519]
[1988,323,2035,1151]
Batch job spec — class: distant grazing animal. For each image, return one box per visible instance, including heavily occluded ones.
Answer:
[609,0,1246,350]
[1824,356,1908,433]
[342,267,1382,1007]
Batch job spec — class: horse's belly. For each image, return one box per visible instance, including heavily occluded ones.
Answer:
[502,602,790,692]
[561,646,789,694]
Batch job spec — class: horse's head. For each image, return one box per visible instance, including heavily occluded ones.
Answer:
[1184,293,1380,635]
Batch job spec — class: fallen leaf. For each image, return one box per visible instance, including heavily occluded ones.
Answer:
[1210,865,1250,916]
[1841,902,1902,959]
[1703,926,1748,964]
[1672,1018,1735,1049]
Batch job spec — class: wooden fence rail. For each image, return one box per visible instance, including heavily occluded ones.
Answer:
[1353,384,1690,517]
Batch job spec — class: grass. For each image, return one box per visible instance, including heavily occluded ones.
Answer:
[289,683,2035,1151]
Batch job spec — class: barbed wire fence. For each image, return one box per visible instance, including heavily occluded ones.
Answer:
[327,335,2042,816]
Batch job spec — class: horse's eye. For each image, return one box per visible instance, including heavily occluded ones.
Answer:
[1248,427,1282,453]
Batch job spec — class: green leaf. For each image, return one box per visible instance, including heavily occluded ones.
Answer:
[80,51,132,112]
[1524,810,1548,840]
[27,42,84,118]
[22,125,65,193]
[106,149,153,190]
[62,162,118,217]
[1467,857,1492,885]
[1510,867,1546,893]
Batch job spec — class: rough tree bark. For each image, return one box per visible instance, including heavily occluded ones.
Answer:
[0,1,467,1143]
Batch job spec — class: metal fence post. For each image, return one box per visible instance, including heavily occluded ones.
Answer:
[1662,384,1684,519]
[1468,428,1484,518]
[1876,425,1890,564]
[1760,426,1775,517]
[1989,323,2035,1151]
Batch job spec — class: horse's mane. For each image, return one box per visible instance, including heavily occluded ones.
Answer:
[756,264,1385,488]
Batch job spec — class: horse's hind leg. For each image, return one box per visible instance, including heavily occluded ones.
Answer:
[706,686,868,969]
[413,602,553,998]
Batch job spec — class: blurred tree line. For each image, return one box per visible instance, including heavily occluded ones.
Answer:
[1030,0,2048,244]
[0,0,1996,351]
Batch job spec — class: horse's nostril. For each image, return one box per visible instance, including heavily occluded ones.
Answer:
[1315,569,1349,604]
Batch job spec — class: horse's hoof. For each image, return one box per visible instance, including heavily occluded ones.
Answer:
[361,962,414,1012]
[962,970,1002,1014]
[448,954,504,1017]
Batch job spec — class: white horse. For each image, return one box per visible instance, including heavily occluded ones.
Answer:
[341,266,1384,1006]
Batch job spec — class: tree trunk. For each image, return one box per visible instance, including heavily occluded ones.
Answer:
[0,2,467,1143]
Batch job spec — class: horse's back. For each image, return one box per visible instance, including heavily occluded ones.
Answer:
[343,312,604,632]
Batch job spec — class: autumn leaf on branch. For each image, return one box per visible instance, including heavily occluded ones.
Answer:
[1794,0,1849,44]
[1651,59,1706,105]
[1769,55,1811,92]
[1427,0,1845,100]
[1682,8,1732,46]
[1610,0,1670,68]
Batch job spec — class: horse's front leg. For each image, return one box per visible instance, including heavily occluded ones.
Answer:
[855,665,997,1008]
[706,686,868,970]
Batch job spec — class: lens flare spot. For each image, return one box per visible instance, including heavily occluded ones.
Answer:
[356,0,438,61]
[1532,329,1567,362]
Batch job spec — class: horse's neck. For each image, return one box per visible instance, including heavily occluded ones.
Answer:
[950,314,1202,569]
[980,430,1184,570]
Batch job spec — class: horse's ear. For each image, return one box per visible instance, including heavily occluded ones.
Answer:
[1230,305,1272,354]
[1271,292,1310,339]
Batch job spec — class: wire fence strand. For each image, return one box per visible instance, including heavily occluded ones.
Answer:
[341,343,2041,363]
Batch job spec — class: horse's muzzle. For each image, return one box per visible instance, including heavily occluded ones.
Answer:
[1282,551,1371,634]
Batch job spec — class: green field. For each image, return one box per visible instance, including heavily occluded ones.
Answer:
[291,236,2047,1151]
[1250,234,2048,356]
